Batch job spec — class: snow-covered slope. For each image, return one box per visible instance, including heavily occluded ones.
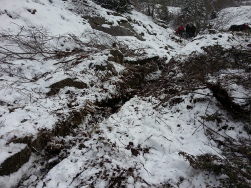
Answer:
[0,0,90,35]
[0,1,251,188]
[214,6,251,30]
[0,0,183,141]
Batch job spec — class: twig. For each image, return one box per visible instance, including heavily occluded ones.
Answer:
[140,162,153,176]
[154,87,208,109]
[69,168,87,185]
[199,120,236,142]
[192,124,203,135]
[159,134,173,142]
[142,135,153,143]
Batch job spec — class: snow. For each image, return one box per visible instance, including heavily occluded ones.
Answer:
[0,141,27,164]
[214,6,251,30]
[0,0,250,187]
[33,94,229,187]
[0,154,36,188]
[168,6,181,15]
[0,0,91,35]
[175,32,251,61]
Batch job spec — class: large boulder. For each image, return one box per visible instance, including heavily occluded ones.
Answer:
[229,24,251,31]
[0,144,31,176]
[109,49,124,64]
[84,16,144,41]
[47,78,87,96]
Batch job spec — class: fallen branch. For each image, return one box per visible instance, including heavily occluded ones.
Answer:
[154,87,208,109]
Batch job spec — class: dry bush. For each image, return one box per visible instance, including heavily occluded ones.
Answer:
[157,45,251,188]
[141,44,251,115]
[179,147,251,188]
[0,26,58,61]
[0,25,118,63]
[0,25,120,106]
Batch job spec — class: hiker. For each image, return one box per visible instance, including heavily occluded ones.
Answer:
[186,24,191,38]
[243,23,251,31]
[179,24,185,37]
[229,23,251,31]
[190,24,196,37]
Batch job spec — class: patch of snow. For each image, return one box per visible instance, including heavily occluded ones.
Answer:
[168,6,181,15]
[214,6,251,30]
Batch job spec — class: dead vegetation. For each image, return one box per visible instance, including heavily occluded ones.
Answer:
[1,19,251,188]
[139,45,251,187]
[140,45,250,116]
[0,25,113,62]
[179,139,251,188]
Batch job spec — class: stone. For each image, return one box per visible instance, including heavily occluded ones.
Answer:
[47,78,87,96]
[84,16,144,41]
[124,56,159,65]
[107,56,115,62]
[110,49,124,64]
[0,145,31,176]
[107,62,118,76]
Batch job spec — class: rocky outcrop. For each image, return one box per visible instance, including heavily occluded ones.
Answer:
[124,56,159,65]
[108,49,124,64]
[53,110,88,136]
[0,145,31,176]
[122,56,160,89]
[84,16,144,40]
[1,109,87,176]
[47,78,87,96]
[91,62,118,76]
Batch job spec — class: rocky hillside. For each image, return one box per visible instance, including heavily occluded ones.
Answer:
[0,0,250,187]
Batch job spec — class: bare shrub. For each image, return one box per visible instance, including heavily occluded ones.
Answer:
[0,24,118,63]
[179,147,251,188]
[0,25,120,106]
[0,26,58,61]
[146,45,251,188]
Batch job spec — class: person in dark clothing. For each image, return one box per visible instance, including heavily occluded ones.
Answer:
[229,23,251,31]
[190,24,196,37]
[186,24,191,38]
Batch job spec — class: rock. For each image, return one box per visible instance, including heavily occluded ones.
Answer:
[208,29,217,34]
[107,56,115,62]
[84,16,144,40]
[47,78,87,96]
[107,62,118,76]
[207,83,250,122]
[110,49,124,64]
[0,145,31,176]
[10,130,52,153]
[1,104,89,176]
[124,56,159,65]
[32,131,52,151]
[229,24,251,32]
[84,16,106,26]
[131,148,139,156]
[94,64,107,71]
[27,9,37,14]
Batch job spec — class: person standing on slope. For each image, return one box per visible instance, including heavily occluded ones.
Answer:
[178,24,185,37]
[190,24,196,37]
[186,23,191,38]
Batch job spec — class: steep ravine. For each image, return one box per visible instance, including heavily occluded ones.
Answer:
[10,56,164,187]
